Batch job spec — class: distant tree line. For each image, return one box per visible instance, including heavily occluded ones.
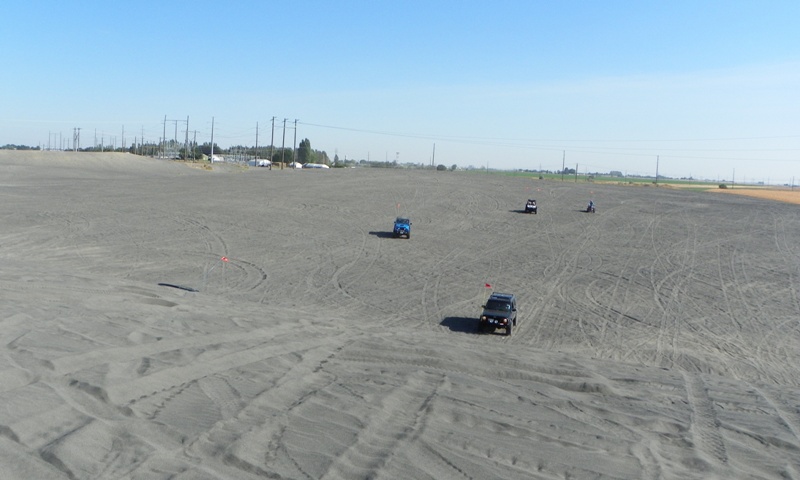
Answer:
[1,141,462,171]
[1,144,40,150]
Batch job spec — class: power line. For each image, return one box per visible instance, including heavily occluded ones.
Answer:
[299,120,800,145]
[298,121,800,163]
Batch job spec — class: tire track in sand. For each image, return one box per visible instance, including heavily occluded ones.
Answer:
[107,336,337,406]
[754,384,800,446]
[319,371,443,480]
[182,341,343,479]
[683,372,729,468]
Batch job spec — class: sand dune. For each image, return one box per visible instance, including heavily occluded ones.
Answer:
[1,150,799,479]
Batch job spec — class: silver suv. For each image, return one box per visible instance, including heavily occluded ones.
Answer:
[478,293,517,335]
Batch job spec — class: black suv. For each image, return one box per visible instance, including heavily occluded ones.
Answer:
[478,293,517,335]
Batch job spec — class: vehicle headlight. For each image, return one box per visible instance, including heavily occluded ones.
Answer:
[480,316,487,321]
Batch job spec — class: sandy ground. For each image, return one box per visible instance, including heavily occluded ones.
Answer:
[1,150,799,479]
[715,187,800,205]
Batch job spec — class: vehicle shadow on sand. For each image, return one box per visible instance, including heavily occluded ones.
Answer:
[368,231,396,238]
[441,316,479,334]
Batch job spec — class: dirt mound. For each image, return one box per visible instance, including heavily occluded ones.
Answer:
[0,150,188,176]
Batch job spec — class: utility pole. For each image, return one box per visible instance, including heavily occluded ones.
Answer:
[432,143,435,167]
[162,115,167,158]
[269,116,275,170]
[655,155,659,186]
[292,119,298,166]
[255,121,259,163]
[184,116,189,160]
[280,118,287,169]
[561,150,565,181]
[210,116,215,162]
[575,163,578,183]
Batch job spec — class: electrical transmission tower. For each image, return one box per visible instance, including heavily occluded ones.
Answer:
[72,128,81,151]
[163,115,188,159]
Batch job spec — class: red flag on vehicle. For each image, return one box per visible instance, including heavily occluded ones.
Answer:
[221,256,229,262]
[485,283,492,288]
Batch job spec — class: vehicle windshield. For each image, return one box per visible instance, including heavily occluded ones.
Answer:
[485,300,511,311]
[395,218,409,224]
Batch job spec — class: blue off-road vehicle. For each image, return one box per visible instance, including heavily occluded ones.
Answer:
[393,217,411,238]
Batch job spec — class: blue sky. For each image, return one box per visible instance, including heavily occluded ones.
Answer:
[2,1,799,183]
